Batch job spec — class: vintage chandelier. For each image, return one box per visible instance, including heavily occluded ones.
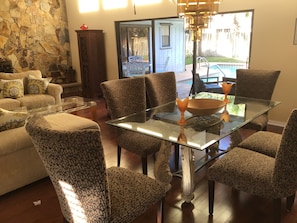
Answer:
[177,0,221,39]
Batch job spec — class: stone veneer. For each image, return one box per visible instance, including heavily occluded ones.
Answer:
[0,0,73,83]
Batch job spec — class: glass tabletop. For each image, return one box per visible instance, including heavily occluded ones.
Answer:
[107,92,280,151]
[27,96,97,116]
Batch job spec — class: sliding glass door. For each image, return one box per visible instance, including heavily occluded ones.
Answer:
[118,21,152,77]
[115,18,185,78]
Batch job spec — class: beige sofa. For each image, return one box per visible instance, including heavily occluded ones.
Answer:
[0,70,62,110]
[0,113,99,196]
[0,70,65,195]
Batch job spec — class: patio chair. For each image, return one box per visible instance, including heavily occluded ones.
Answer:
[126,61,147,76]
[157,56,170,72]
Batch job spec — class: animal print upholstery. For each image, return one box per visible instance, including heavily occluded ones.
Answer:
[25,114,166,223]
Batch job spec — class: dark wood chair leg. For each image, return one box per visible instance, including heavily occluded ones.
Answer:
[174,144,180,171]
[142,156,148,175]
[157,197,165,223]
[117,145,121,167]
[208,180,215,215]
[286,194,295,211]
[273,198,281,223]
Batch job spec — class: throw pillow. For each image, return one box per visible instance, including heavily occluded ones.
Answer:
[0,79,24,98]
[0,108,28,132]
[27,75,52,94]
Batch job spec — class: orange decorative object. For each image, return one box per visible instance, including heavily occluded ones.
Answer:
[220,104,230,122]
[176,97,189,125]
[221,82,233,103]
[80,24,88,30]
[187,98,226,116]
[178,126,187,143]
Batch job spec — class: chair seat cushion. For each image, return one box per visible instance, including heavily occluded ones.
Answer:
[117,130,161,156]
[239,131,281,157]
[107,166,166,223]
[0,98,21,110]
[0,126,32,156]
[208,147,285,199]
[17,94,55,109]
[242,114,268,131]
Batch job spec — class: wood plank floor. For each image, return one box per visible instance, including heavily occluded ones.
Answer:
[1,98,297,223]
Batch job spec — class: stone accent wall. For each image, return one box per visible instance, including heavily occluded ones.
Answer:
[0,0,74,83]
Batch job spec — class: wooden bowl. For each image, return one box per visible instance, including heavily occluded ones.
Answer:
[186,98,226,116]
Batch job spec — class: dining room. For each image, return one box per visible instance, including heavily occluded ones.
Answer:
[1,92,293,223]
[1,0,297,222]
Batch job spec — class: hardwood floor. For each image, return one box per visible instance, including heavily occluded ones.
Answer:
[1,98,296,223]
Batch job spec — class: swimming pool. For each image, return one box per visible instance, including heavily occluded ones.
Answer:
[179,63,246,86]
[210,63,246,78]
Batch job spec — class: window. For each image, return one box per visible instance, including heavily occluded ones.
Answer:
[160,24,171,48]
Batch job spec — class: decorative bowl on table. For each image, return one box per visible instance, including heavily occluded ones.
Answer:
[186,98,226,116]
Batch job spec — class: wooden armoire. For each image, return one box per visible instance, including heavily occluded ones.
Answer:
[76,30,107,98]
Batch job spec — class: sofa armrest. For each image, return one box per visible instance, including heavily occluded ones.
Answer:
[47,83,63,105]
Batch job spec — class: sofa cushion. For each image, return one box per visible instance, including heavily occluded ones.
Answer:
[0,79,24,98]
[0,113,99,157]
[27,75,52,94]
[17,94,55,109]
[0,125,33,156]
[0,108,28,132]
[0,70,42,80]
[0,70,42,93]
[0,98,21,110]
[44,113,99,130]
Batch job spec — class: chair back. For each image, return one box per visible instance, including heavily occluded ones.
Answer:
[236,69,280,100]
[127,61,147,76]
[100,77,146,119]
[272,109,297,196]
[25,114,111,223]
[128,55,143,62]
[145,71,177,108]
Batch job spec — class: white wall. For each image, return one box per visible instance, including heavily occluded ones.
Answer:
[219,0,297,124]
[65,0,297,124]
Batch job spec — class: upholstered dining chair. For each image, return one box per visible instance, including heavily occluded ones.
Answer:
[25,113,167,223]
[145,71,177,108]
[145,71,180,170]
[236,69,280,131]
[238,130,282,158]
[101,77,162,175]
[208,109,297,223]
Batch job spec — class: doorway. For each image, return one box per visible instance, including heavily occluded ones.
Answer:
[115,10,254,97]
[115,17,185,78]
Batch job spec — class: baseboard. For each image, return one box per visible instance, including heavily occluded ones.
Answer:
[268,120,286,128]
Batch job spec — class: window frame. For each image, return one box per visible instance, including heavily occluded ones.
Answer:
[160,23,172,49]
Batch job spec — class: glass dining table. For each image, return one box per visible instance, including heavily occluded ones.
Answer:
[106,92,280,203]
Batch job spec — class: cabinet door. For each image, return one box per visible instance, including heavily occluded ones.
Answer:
[76,30,107,98]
